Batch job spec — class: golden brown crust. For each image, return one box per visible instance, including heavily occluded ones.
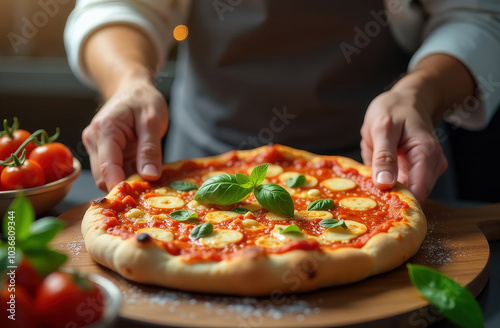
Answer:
[82,144,426,295]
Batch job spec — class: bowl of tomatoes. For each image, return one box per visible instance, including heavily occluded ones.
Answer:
[0,118,81,216]
[0,158,81,216]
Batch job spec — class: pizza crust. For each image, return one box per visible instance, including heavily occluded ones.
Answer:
[81,144,426,295]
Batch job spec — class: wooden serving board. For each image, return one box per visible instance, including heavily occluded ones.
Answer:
[53,201,500,328]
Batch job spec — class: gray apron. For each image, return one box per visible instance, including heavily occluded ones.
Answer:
[165,0,410,162]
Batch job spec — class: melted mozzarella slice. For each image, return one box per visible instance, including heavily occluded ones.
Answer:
[306,189,322,198]
[255,236,285,248]
[241,219,266,230]
[320,220,367,243]
[266,212,292,221]
[339,197,377,211]
[247,164,284,177]
[202,171,226,181]
[187,200,211,211]
[147,196,185,209]
[295,210,333,220]
[200,229,243,248]
[279,172,318,187]
[137,227,174,242]
[272,225,306,241]
[155,187,179,196]
[124,208,147,223]
[321,177,357,191]
[205,211,240,223]
[239,203,263,211]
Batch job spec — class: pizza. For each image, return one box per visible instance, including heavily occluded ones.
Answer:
[81,144,426,296]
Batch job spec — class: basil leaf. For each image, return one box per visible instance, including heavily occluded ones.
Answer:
[23,247,68,277]
[278,224,302,234]
[250,164,269,186]
[319,218,347,229]
[307,198,334,211]
[235,173,253,188]
[286,174,306,188]
[170,210,198,222]
[0,244,22,273]
[3,193,34,242]
[168,181,198,191]
[194,174,253,205]
[408,264,484,328]
[22,217,64,249]
[254,183,294,217]
[190,222,214,240]
[232,207,250,215]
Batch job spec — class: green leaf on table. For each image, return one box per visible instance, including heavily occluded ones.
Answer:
[190,222,214,240]
[286,174,306,188]
[254,183,294,217]
[168,181,198,191]
[319,218,347,229]
[194,174,253,205]
[3,193,34,242]
[250,164,269,186]
[170,210,198,222]
[307,198,334,211]
[278,224,302,234]
[407,264,484,328]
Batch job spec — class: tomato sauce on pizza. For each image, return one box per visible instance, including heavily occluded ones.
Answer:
[95,147,408,263]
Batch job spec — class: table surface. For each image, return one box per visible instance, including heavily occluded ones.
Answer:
[50,170,500,328]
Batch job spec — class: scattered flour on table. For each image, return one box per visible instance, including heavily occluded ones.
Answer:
[64,240,85,261]
[122,284,321,322]
[416,214,464,265]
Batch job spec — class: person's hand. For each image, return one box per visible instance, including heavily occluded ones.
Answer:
[360,87,448,204]
[82,78,168,191]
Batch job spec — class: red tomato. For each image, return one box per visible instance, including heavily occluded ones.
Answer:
[35,271,104,328]
[0,284,40,328]
[16,257,43,298]
[0,159,45,190]
[0,165,4,190]
[0,129,36,160]
[29,142,73,183]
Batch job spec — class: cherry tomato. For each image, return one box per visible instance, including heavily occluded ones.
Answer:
[35,271,104,328]
[0,284,40,328]
[16,257,43,298]
[29,142,73,183]
[0,129,36,160]
[0,159,45,190]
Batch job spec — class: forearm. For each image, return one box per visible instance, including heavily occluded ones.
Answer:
[392,54,475,123]
[82,25,161,99]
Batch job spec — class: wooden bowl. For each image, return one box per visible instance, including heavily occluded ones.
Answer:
[0,158,81,216]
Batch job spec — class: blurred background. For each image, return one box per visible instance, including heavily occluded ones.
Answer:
[0,0,498,203]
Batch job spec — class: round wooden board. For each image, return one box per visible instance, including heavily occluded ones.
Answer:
[52,200,500,327]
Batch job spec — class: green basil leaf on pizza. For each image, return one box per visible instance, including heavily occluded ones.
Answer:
[168,181,198,191]
[307,198,334,211]
[195,174,253,205]
[190,222,214,240]
[254,183,294,217]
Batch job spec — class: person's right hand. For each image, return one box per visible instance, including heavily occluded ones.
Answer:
[82,77,168,191]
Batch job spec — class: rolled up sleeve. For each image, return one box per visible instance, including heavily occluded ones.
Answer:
[64,0,186,88]
[408,1,500,130]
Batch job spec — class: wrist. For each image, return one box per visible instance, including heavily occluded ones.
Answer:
[115,65,155,91]
[390,71,444,122]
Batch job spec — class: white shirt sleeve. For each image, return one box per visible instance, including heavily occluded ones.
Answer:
[407,0,500,130]
[64,0,189,89]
